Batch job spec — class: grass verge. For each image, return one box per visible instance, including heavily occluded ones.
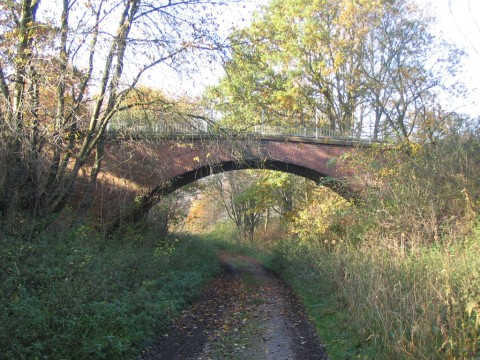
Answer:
[0,225,223,359]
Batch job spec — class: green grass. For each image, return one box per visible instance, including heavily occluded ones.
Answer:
[0,226,224,359]
[287,276,367,359]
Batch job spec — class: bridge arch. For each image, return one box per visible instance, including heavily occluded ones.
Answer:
[95,136,359,226]
[150,159,350,196]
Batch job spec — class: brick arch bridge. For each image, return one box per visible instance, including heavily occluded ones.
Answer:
[84,135,362,226]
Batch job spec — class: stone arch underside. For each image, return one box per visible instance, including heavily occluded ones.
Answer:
[85,138,356,228]
[150,159,351,197]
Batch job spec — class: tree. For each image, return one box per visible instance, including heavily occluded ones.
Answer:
[203,170,266,242]
[147,191,187,238]
[256,171,315,225]
[206,0,464,142]
[0,0,232,224]
[361,0,465,141]
[109,86,211,136]
[200,170,315,241]
[289,186,350,246]
[206,0,376,132]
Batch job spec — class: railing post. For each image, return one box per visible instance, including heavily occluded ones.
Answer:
[208,107,213,133]
[315,108,318,139]
[261,109,265,134]
[303,111,306,136]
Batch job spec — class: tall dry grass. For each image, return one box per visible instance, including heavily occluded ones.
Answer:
[331,228,479,358]
[275,134,480,358]
[274,221,479,359]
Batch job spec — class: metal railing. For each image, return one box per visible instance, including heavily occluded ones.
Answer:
[251,124,378,141]
[106,109,386,143]
[107,120,210,135]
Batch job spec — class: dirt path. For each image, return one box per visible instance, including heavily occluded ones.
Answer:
[139,251,328,360]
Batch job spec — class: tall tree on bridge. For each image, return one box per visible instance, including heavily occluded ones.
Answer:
[0,0,231,223]
[206,0,464,142]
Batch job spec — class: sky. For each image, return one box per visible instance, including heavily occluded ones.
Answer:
[428,0,479,54]
[421,0,480,116]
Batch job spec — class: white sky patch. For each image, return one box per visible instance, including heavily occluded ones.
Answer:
[412,0,479,116]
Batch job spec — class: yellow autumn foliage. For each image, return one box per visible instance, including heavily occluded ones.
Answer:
[289,186,351,245]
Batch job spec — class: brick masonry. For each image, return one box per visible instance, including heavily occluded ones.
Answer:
[77,136,357,226]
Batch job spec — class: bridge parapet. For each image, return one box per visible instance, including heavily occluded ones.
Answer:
[107,107,386,144]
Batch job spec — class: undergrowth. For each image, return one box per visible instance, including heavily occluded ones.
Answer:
[270,224,480,359]
[267,137,480,359]
[0,225,222,359]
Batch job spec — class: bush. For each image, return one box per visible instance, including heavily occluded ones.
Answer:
[346,136,479,249]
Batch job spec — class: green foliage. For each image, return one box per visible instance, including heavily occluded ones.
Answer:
[205,0,462,141]
[289,186,351,246]
[0,226,221,359]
